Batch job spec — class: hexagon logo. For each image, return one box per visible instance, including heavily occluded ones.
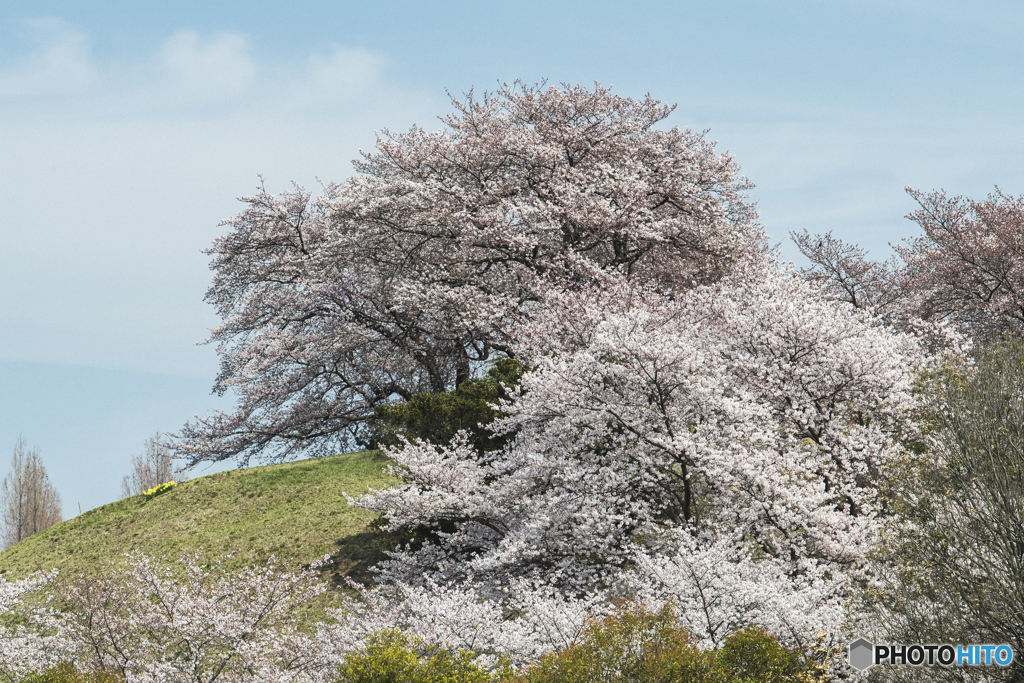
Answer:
[849,638,875,671]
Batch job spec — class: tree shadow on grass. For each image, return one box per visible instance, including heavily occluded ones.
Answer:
[317,530,390,589]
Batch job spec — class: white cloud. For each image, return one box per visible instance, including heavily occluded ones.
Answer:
[0,18,97,98]
[156,30,257,103]
[0,21,391,114]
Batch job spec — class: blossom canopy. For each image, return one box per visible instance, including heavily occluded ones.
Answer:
[178,82,765,467]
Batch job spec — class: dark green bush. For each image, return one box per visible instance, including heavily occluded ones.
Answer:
[334,629,497,683]
[369,359,525,452]
[512,603,819,683]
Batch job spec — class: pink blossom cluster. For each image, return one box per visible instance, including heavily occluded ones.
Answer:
[0,554,615,677]
[318,577,606,669]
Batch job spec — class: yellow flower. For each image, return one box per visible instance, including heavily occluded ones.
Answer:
[144,481,177,499]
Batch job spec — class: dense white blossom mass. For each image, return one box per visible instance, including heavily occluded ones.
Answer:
[355,265,931,650]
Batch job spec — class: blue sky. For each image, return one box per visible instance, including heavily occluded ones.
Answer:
[2,0,1023,516]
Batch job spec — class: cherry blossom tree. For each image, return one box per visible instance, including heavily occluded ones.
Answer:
[0,570,74,681]
[47,553,330,683]
[353,262,934,648]
[160,80,1000,662]
[790,229,903,323]
[794,187,1024,344]
[898,187,1024,340]
[177,82,765,467]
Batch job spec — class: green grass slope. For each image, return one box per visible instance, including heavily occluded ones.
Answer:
[0,451,399,591]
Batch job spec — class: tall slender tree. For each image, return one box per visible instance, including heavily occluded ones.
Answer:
[1,437,62,549]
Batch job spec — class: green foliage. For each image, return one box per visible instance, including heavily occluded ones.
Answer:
[868,340,1024,682]
[514,602,714,683]
[334,629,496,683]
[715,630,815,683]
[365,360,525,553]
[370,359,525,451]
[512,603,818,683]
[20,663,122,683]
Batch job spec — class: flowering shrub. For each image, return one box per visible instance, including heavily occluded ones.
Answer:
[142,481,176,500]
[43,552,329,682]
[0,551,839,681]
[316,576,605,670]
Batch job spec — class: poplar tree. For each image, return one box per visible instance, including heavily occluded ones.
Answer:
[1,437,62,549]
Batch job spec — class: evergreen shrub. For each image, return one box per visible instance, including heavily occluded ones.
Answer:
[369,359,524,451]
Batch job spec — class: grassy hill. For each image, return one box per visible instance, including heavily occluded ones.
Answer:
[0,451,399,596]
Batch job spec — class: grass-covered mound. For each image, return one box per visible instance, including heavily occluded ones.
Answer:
[0,451,398,590]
